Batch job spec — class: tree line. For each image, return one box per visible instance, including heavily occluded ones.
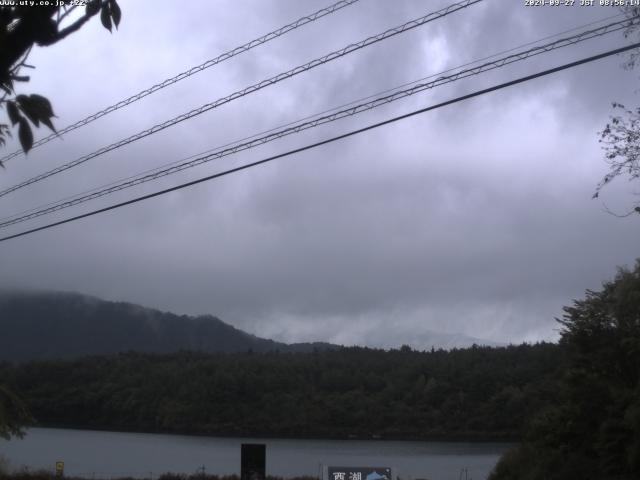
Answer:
[490,260,640,479]
[0,342,562,441]
[3,260,638,478]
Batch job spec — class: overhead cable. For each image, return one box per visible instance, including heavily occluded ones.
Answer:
[1,41,638,243]
[0,16,633,230]
[0,0,362,165]
[0,0,482,199]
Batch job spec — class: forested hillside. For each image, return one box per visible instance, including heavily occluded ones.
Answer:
[490,261,640,479]
[0,343,562,440]
[0,291,334,360]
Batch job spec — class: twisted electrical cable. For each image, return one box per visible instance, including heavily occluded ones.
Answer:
[0,0,362,164]
[0,15,632,230]
[0,0,482,198]
[1,41,638,243]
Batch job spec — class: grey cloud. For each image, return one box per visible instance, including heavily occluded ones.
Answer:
[1,0,639,347]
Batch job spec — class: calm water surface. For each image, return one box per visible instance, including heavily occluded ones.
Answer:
[0,428,513,480]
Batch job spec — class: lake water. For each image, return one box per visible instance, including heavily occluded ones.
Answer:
[0,428,513,480]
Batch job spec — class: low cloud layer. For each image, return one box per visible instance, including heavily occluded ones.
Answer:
[1,0,639,347]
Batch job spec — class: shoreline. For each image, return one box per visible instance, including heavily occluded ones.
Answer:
[25,424,520,444]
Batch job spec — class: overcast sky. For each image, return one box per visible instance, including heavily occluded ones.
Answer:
[1,0,639,348]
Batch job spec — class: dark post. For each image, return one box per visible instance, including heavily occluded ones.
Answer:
[241,443,266,480]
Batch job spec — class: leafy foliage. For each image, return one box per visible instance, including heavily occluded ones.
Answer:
[621,7,640,71]
[0,343,563,440]
[490,260,640,480]
[0,384,33,440]
[597,103,640,215]
[0,0,121,159]
[595,6,640,215]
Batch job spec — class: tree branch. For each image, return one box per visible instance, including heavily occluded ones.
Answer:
[39,4,102,46]
[56,5,78,26]
[38,14,91,46]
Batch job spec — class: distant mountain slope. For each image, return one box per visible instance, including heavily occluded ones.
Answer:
[0,291,334,361]
[0,291,503,362]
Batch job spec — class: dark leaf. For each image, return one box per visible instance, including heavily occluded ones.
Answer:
[16,95,39,127]
[6,101,21,125]
[15,94,56,131]
[18,118,33,153]
[28,94,56,132]
[100,3,112,32]
[109,0,121,28]
[40,116,56,133]
[86,0,101,16]
[29,94,54,118]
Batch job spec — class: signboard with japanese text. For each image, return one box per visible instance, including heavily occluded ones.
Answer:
[55,461,64,477]
[327,466,392,480]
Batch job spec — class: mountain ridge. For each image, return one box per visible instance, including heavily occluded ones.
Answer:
[0,290,336,361]
[0,290,501,361]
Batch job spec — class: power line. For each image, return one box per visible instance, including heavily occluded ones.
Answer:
[0,16,633,229]
[9,9,620,221]
[0,0,482,199]
[0,13,631,226]
[0,0,362,165]
[6,10,627,218]
[1,41,637,244]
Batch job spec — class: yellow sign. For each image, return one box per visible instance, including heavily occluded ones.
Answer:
[55,461,64,477]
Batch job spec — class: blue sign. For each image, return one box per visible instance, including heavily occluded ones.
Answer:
[328,467,392,480]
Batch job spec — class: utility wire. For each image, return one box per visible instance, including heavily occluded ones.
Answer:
[32,3,623,223]
[0,13,630,225]
[3,10,625,227]
[0,0,362,165]
[0,16,630,225]
[0,16,633,230]
[0,0,482,199]
[1,41,637,244]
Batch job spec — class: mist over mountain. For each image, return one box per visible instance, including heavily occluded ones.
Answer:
[366,330,505,351]
[0,291,501,361]
[0,291,336,361]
